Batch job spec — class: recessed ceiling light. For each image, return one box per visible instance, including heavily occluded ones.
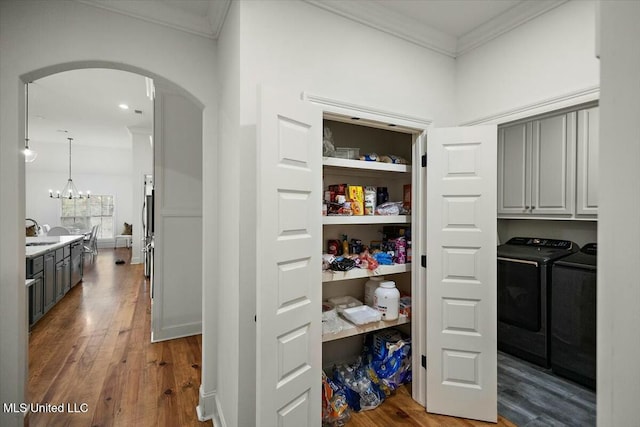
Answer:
[118,104,129,110]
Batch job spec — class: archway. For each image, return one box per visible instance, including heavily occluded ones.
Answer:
[7,60,208,424]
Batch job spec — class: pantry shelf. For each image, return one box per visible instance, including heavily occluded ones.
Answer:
[323,157,411,174]
[323,215,410,225]
[322,263,412,283]
[322,316,410,343]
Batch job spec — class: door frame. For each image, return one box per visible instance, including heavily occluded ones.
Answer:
[303,92,432,406]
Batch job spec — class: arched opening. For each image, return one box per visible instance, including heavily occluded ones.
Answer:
[18,61,206,423]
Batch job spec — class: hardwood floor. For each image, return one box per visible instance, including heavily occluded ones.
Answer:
[27,248,212,427]
[28,247,525,427]
[350,384,516,427]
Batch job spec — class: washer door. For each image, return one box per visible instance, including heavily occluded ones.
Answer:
[498,257,541,331]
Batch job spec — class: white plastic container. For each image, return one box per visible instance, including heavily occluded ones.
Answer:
[374,281,400,321]
[364,276,385,307]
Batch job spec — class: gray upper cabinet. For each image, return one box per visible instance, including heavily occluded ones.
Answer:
[498,122,530,214]
[531,112,576,215]
[498,110,588,219]
[576,107,599,216]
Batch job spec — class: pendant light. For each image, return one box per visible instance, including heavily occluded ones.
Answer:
[23,82,38,163]
[49,137,90,199]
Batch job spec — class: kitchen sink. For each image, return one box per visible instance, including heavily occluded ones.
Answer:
[26,242,57,246]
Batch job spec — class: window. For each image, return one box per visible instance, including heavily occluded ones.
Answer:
[61,195,114,239]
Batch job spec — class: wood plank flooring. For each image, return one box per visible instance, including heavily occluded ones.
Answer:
[27,248,212,427]
[350,384,516,427]
[29,246,580,427]
[497,351,596,426]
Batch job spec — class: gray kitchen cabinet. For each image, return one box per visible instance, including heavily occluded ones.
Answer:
[498,112,577,217]
[26,255,45,327]
[43,252,56,312]
[576,107,599,216]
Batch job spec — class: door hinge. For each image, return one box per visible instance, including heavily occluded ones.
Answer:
[421,355,427,369]
[254,315,257,322]
[421,154,427,167]
[421,255,426,268]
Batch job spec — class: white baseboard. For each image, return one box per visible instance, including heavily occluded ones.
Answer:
[197,386,225,426]
[151,322,202,343]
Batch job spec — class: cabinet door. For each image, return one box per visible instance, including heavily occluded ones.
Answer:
[256,87,322,427]
[55,261,65,301]
[530,113,576,215]
[43,252,56,312]
[30,272,44,326]
[498,123,530,214]
[576,107,599,216]
[63,258,71,294]
[426,126,497,422]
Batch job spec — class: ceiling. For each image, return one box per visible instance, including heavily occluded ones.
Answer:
[28,0,565,156]
[29,69,152,150]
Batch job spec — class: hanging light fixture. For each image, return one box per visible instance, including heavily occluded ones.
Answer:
[23,82,38,163]
[49,137,90,199]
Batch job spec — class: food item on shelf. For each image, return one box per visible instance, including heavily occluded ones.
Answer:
[359,153,379,162]
[322,371,351,425]
[375,201,402,216]
[363,330,412,397]
[364,186,376,215]
[403,184,411,212]
[322,301,342,335]
[347,185,364,216]
[374,281,400,321]
[328,295,363,313]
[376,187,388,206]
[379,154,408,164]
[399,296,412,319]
[364,277,385,307]
[327,239,340,255]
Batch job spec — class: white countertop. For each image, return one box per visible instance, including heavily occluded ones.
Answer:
[26,235,85,258]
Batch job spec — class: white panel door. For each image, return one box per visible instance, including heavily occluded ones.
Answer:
[152,81,203,342]
[426,126,497,422]
[256,87,322,427]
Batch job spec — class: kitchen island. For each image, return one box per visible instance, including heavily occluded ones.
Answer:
[26,235,84,327]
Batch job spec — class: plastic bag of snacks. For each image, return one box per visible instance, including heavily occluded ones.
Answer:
[362,330,412,397]
[322,371,351,426]
[333,359,384,412]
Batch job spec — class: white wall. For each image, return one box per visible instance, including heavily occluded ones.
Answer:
[456,0,600,125]
[214,1,458,425]
[0,2,218,426]
[598,2,640,424]
[25,141,134,239]
[213,0,240,425]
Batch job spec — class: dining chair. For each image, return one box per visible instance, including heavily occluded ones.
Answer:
[83,225,99,263]
[47,226,71,236]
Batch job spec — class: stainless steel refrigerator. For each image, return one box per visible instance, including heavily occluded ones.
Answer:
[142,175,154,278]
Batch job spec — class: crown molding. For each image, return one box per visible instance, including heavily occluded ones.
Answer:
[303,0,458,57]
[75,0,231,40]
[208,0,232,39]
[460,85,599,126]
[457,0,568,56]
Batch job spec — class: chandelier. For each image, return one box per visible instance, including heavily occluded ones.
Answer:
[49,137,90,199]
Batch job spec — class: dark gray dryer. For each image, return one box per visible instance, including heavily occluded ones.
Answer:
[551,243,597,389]
[498,237,578,367]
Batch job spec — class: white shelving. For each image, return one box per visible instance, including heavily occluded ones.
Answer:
[323,215,410,225]
[323,157,411,174]
[322,316,410,343]
[322,263,411,283]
